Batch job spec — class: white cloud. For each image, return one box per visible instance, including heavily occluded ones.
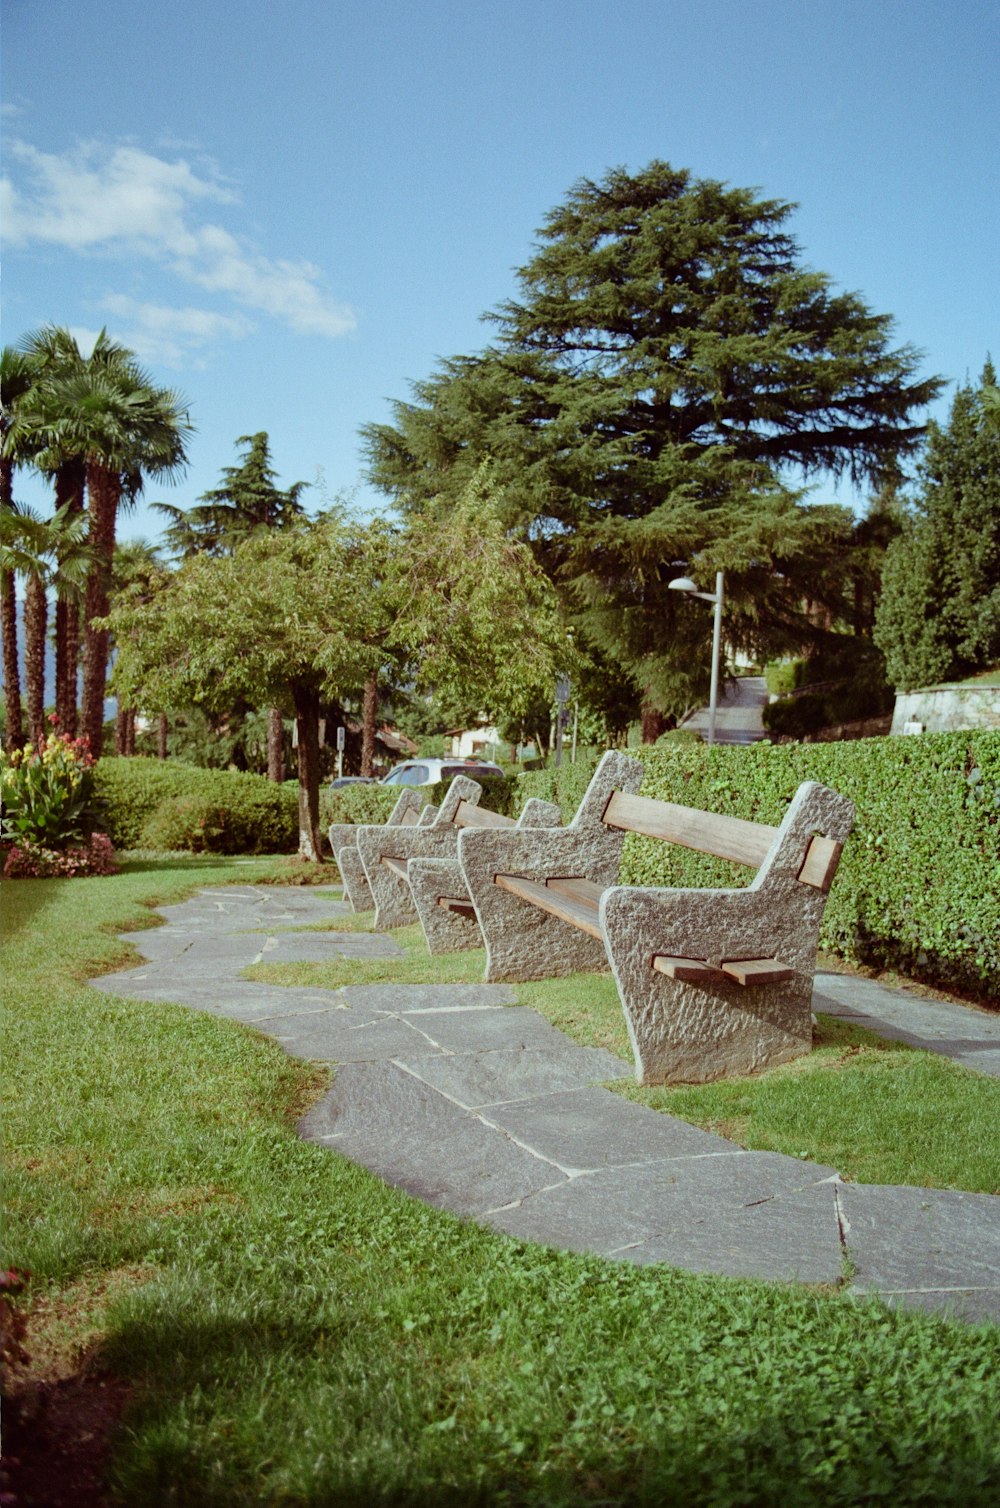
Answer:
[2,138,356,341]
[99,296,254,367]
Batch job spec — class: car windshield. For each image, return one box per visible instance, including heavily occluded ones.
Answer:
[383,764,429,786]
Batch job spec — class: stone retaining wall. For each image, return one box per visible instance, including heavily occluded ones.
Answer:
[890,686,1000,735]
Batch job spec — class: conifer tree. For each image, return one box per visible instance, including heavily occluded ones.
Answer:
[364,162,941,720]
[875,362,1000,690]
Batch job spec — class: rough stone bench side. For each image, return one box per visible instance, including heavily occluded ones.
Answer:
[457,753,854,1085]
[328,788,425,912]
[407,796,563,954]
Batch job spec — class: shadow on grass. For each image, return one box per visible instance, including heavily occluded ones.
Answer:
[100,1309,1000,1507]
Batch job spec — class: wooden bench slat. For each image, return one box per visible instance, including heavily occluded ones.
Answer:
[545,876,606,906]
[436,896,477,917]
[494,873,603,940]
[720,958,796,986]
[382,855,410,879]
[797,835,844,893]
[652,954,726,983]
[602,791,777,870]
[399,807,422,826]
[453,800,516,830]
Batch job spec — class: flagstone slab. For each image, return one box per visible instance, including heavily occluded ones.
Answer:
[337,983,518,1012]
[480,1086,743,1169]
[257,1008,440,1063]
[400,1044,633,1109]
[484,1154,843,1282]
[300,1060,569,1215]
[839,1183,1000,1320]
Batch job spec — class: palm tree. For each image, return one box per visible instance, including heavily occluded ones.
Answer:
[0,504,92,749]
[0,345,42,750]
[15,329,192,754]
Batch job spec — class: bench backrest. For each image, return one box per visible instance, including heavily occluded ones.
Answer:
[601,786,847,895]
[453,798,515,830]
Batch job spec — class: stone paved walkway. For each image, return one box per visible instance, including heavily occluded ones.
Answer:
[94,884,1000,1325]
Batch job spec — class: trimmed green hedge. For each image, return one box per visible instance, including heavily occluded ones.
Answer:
[321,775,515,829]
[94,758,298,854]
[517,733,1000,999]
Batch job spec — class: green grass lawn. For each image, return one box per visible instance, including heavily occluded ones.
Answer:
[4,861,1000,1505]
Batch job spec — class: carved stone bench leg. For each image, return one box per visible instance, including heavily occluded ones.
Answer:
[336,845,373,912]
[408,857,482,955]
[600,887,815,1085]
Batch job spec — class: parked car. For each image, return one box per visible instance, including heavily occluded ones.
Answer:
[328,775,379,789]
[380,758,505,788]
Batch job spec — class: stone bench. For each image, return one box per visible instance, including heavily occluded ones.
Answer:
[456,750,855,1085]
[355,775,561,941]
[329,790,437,912]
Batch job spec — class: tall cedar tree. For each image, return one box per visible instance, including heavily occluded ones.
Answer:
[875,361,1000,690]
[363,162,941,721]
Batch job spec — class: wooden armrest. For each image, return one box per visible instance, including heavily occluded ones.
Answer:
[435,896,477,917]
[653,954,795,986]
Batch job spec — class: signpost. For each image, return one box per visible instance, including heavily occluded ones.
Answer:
[554,675,571,768]
[336,724,346,780]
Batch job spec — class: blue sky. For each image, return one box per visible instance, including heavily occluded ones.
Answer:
[3,0,998,543]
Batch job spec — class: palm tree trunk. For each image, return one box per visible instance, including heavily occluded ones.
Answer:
[360,669,378,777]
[157,712,168,759]
[24,572,48,751]
[1,564,25,752]
[54,458,85,735]
[267,706,285,782]
[81,461,119,756]
[292,682,323,861]
[115,704,136,755]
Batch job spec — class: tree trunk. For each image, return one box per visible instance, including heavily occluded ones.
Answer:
[293,682,324,861]
[267,706,285,782]
[54,459,85,736]
[115,704,136,755]
[640,699,671,744]
[81,461,119,757]
[1,565,25,752]
[157,712,168,759]
[360,668,378,777]
[23,572,48,751]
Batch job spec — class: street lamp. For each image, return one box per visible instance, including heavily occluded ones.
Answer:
[668,570,725,746]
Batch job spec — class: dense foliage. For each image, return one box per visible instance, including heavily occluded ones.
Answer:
[1,724,105,849]
[518,731,1000,999]
[364,161,941,724]
[875,363,1000,689]
[93,756,297,853]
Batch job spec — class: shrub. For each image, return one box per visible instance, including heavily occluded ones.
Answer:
[321,783,407,829]
[518,732,1000,999]
[4,832,117,879]
[95,758,297,853]
[426,774,514,817]
[0,725,106,850]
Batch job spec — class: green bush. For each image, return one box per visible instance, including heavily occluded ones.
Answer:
[426,774,515,817]
[519,733,1000,999]
[764,658,808,696]
[320,783,408,829]
[94,758,297,853]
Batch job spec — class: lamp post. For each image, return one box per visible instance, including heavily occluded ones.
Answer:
[668,570,725,746]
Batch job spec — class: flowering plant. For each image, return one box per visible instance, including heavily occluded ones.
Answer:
[3,832,118,879]
[1,719,107,850]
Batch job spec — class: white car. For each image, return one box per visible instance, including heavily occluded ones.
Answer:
[380,758,505,788]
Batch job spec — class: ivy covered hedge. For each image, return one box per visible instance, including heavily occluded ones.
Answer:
[516,732,1000,999]
[94,758,298,854]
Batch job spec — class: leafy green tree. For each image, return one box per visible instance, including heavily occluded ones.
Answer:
[875,362,1000,690]
[106,488,562,859]
[363,161,941,724]
[154,432,307,779]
